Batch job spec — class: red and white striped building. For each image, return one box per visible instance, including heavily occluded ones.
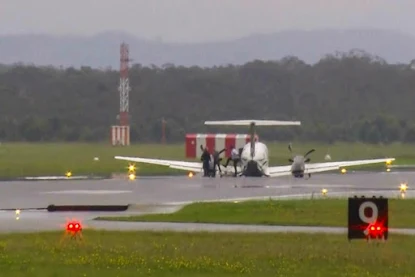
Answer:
[111,125,130,146]
[185,134,259,158]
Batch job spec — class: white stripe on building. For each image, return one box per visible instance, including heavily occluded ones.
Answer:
[196,134,207,157]
[235,134,248,149]
[111,126,130,146]
[215,134,227,152]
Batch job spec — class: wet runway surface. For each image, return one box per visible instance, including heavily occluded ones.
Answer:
[0,171,414,233]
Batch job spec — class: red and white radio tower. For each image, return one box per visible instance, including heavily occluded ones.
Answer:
[119,42,131,126]
[111,42,131,146]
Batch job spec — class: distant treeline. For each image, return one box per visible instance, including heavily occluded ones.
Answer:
[1,50,415,144]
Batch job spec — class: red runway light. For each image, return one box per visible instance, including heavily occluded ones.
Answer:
[66,221,82,232]
[60,218,84,243]
[366,223,386,237]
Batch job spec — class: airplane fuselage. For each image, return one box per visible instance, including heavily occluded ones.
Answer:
[237,142,306,178]
[239,142,269,176]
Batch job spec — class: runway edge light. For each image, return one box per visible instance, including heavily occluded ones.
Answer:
[66,221,82,233]
[127,163,137,180]
[400,183,408,192]
[128,164,136,173]
[400,183,408,199]
[61,219,84,243]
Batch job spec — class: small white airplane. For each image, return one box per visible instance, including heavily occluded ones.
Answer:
[114,120,395,178]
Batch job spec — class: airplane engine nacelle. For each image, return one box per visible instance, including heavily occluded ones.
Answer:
[292,171,304,178]
[292,171,311,179]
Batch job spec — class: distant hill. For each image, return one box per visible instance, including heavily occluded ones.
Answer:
[1,29,415,68]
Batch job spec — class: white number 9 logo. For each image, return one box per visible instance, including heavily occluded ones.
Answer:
[358,201,378,224]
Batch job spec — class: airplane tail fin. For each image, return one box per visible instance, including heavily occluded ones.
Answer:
[204,120,301,158]
[249,122,255,158]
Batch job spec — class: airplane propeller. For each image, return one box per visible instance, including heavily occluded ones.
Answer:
[288,143,315,163]
[303,148,315,162]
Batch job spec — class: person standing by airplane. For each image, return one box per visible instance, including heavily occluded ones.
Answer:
[200,145,211,177]
[212,148,226,177]
[224,146,240,177]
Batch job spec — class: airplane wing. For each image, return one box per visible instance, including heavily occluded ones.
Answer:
[267,165,292,177]
[114,156,244,175]
[305,158,395,170]
[266,158,394,178]
[114,156,204,173]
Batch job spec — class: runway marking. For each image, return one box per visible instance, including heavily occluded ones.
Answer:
[235,184,354,189]
[39,190,132,195]
[162,190,415,206]
[289,184,355,188]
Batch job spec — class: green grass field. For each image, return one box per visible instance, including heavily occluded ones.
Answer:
[96,198,415,228]
[0,141,413,178]
[1,230,414,276]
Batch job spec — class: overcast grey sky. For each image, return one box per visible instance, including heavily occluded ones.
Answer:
[1,0,414,43]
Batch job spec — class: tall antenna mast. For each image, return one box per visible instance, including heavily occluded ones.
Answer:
[111,42,131,146]
[119,42,130,126]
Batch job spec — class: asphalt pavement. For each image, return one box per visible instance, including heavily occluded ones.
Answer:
[0,171,414,234]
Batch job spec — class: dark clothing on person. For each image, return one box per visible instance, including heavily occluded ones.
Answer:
[212,148,226,176]
[201,155,210,176]
[200,145,211,177]
[213,149,226,161]
[224,158,240,177]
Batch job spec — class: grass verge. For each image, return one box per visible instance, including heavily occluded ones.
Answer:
[0,230,414,276]
[0,141,412,178]
[96,198,415,228]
